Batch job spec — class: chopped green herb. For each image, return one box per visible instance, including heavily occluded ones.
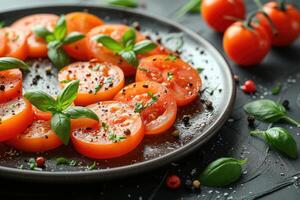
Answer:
[138,67,150,72]
[92,64,101,71]
[134,92,159,113]
[271,84,281,95]
[102,122,110,131]
[60,79,72,84]
[56,157,77,166]
[197,67,204,73]
[105,0,138,8]
[94,83,103,94]
[165,54,177,61]
[88,161,97,170]
[28,158,42,171]
[134,102,144,113]
[147,91,158,102]
[167,72,174,81]
[0,21,5,28]
[105,77,114,84]
[108,133,126,143]
[176,0,201,17]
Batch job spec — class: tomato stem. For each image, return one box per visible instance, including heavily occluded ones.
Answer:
[250,130,266,138]
[282,116,300,128]
[254,0,264,10]
[278,0,286,11]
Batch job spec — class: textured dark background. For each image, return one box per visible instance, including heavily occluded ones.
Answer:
[0,0,300,199]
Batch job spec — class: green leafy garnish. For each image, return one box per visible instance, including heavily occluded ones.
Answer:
[134,102,144,113]
[108,133,126,143]
[101,122,110,131]
[60,79,73,84]
[165,54,177,61]
[24,80,99,145]
[167,72,174,81]
[92,64,101,71]
[200,157,246,187]
[0,57,30,71]
[251,127,297,159]
[56,157,77,166]
[244,99,300,127]
[32,15,84,69]
[105,0,138,8]
[271,84,281,95]
[197,67,204,73]
[94,84,103,94]
[28,158,43,171]
[176,0,202,17]
[138,67,150,72]
[0,21,5,28]
[93,28,157,67]
[134,92,158,113]
[88,161,97,170]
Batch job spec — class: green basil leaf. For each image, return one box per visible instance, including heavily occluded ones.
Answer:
[120,50,138,67]
[64,106,99,121]
[24,90,56,112]
[251,127,297,159]
[63,32,85,44]
[48,43,70,69]
[0,57,30,71]
[93,35,123,53]
[271,84,281,95]
[56,157,77,166]
[51,113,71,145]
[243,99,286,123]
[0,21,5,28]
[133,40,157,54]
[176,0,201,17]
[105,0,138,8]
[32,25,52,39]
[54,15,67,40]
[200,157,246,187]
[46,34,57,43]
[56,80,79,110]
[121,28,136,48]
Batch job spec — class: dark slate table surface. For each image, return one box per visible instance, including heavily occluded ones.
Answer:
[1,0,300,199]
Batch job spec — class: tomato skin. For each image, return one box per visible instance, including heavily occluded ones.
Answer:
[136,55,201,106]
[201,0,246,32]
[86,24,145,76]
[6,120,62,152]
[11,14,59,58]
[223,22,271,66]
[63,12,104,60]
[0,31,7,56]
[71,101,144,159]
[0,97,34,141]
[114,81,177,135]
[58,61,125,106]
[0,69,22,103]
[257,2,300,46]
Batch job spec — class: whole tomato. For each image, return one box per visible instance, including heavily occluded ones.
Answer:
[257,1,300,46]
[201,0,246,32]
[223,20,271,66]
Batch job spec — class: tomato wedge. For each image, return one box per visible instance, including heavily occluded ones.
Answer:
[11,14,59,58]
[86,24,145,76]
[71,101,144,159]
[58,60,125,106]
[114,81,177,135]
[136,55,202,106]
[0,31,7,56]
[0,97,34,141]
[63,12,104,60]
[6,120,62,152]
[0,27,28,60]
[0,69,22,103]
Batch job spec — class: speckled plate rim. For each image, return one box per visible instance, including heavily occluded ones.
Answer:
[0,4,236,182]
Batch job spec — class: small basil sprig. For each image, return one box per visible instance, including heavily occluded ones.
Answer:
[24,80,99,145]
[251,127,298,159]
[176,0,201,17]
[93,28,157,67]
[32,15,85,69]
[105,0,138,8]
[244,99,300,127]
[199,157,247,187]
[0,57,29,71]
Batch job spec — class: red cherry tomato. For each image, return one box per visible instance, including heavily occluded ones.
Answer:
[201,0,246,32]
[166,175,181,190]
[257,2,300,46]
[242,80,256,93]
[223,21,271,66]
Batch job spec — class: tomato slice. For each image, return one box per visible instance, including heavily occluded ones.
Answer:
[0,97,34,141]
[136,55,202,106]
[0,31,7,56]
[71,101,144,159]
[114,81,177,135]
[58,60,125,106]
[86,24,145,76]
[11,14,59,58]
[0,69,22,103]
[63,12,104,60]
[6,120,62,152]
[0,27,28,60]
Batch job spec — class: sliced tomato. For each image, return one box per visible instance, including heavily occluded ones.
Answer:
[6,120,62,152]
[63,12,104,60]
[71,101,144,159]
[114,81,177,135]
[0,69,22,103]
[33,107,52,121]
[11,14,59,58]
[0,27,28,60]
[58,60,125,106]
[0,31,7,56]
[0,97,34,141]
[136,55,202,106]
[86,24,145,76]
